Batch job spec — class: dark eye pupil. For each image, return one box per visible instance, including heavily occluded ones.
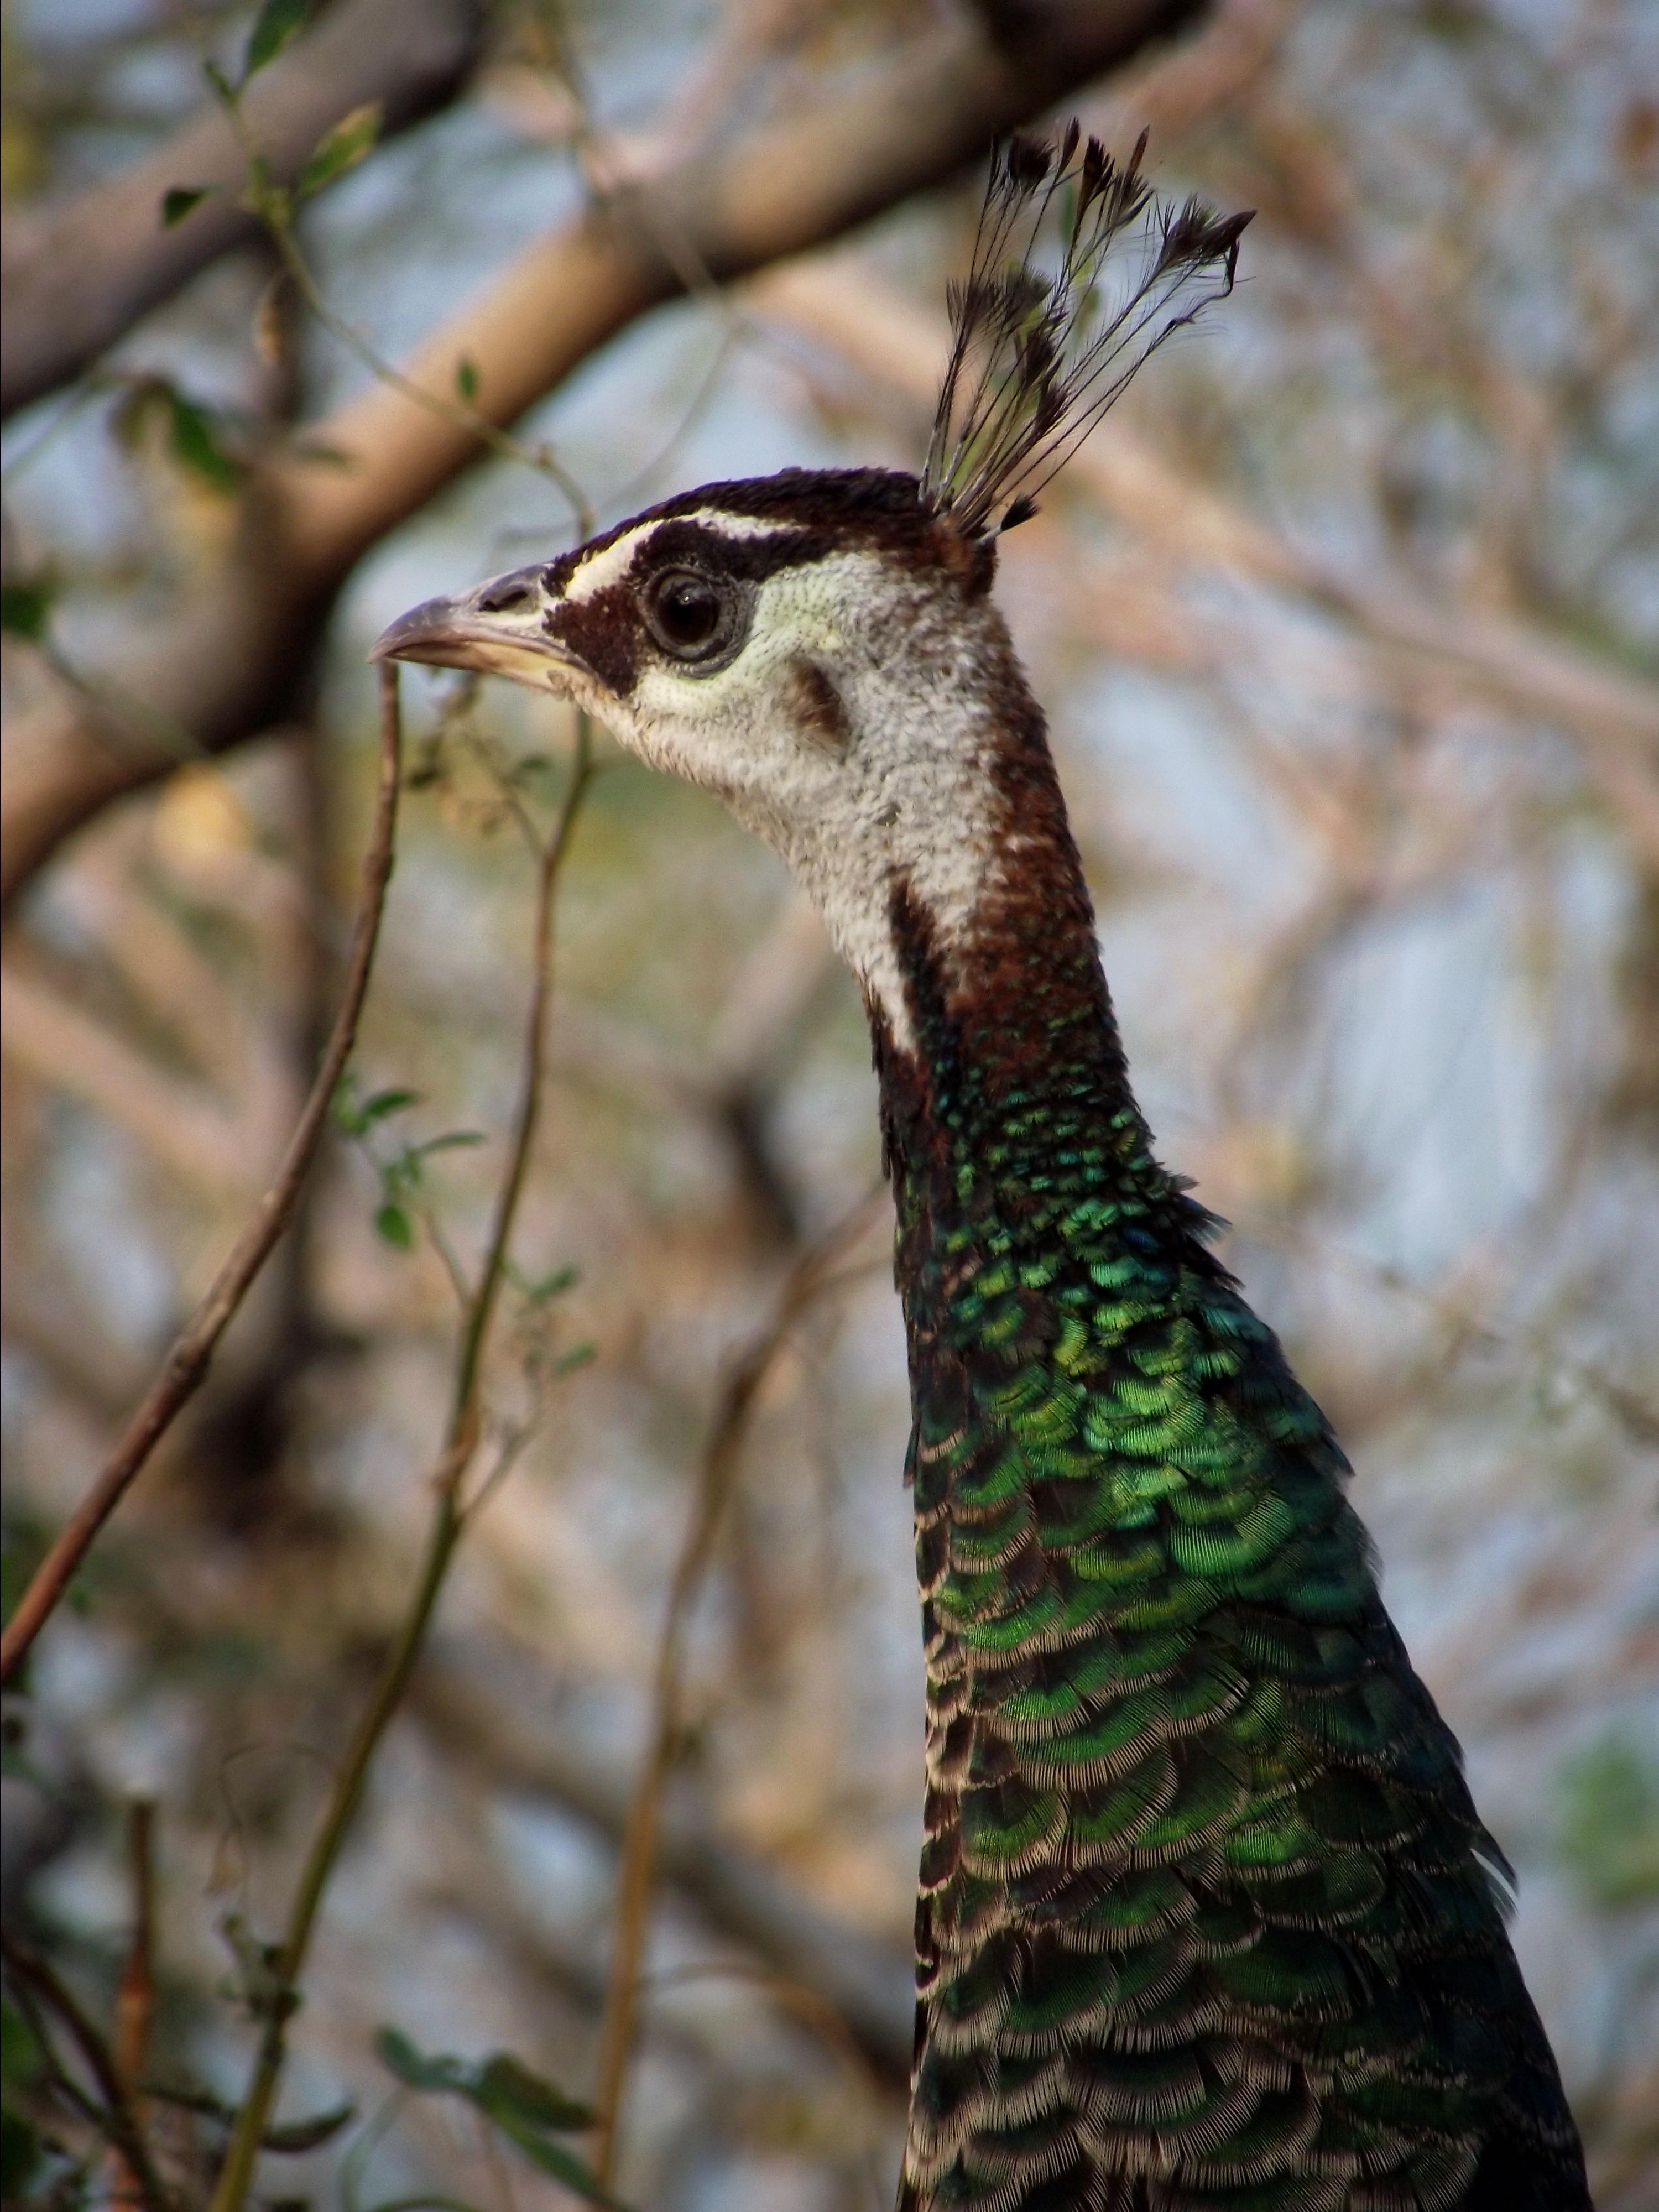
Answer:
[653,574,721,649]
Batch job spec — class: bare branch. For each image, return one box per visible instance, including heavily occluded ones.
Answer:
[0,0,489,420]
[0,958,262,1197]
[0,0,1211,910]
[205,703,596,2212]
[108,1799,158,2211]
[589,1189,888,2185]
[0,1924,171,2212]
[409,1650,914,2084]
[0,666,404,1690]
[756,259,1659,854]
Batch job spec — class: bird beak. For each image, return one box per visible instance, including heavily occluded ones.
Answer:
[371,564,583,692]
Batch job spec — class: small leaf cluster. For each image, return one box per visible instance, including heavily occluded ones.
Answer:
[0,574,55,643]
[161,1,382,237]
[1,1998,48,2203]
[376,2026,619,2206]
[111,374,245,493]
[332,1077,483,1252]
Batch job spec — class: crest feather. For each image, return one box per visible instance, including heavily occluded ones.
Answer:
[922,128,1253,537]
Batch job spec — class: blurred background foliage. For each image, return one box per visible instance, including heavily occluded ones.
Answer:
[1,0,1656,2206]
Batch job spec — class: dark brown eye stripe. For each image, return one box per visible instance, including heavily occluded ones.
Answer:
[639,518,835,586]
[545,581,640,695]
[534,468,984,699]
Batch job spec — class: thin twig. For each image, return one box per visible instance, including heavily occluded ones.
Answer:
[205,713,596,2212]
[0,1926,172,2211]
[0,666,405,1689]
[589,1188,885,2186]
[450,716,593,1438]
[109,1799,158,2209]
[238,124,591,528]
[641,1958,892,2211]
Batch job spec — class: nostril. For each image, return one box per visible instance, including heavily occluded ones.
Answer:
[477,580,534,614]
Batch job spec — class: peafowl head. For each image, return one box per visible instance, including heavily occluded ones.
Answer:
[375,131,1249,1041]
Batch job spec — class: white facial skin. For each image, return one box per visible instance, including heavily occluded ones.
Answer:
[375,509,1016,1050]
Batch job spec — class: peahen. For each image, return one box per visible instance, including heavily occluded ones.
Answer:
[377,128,1592,2212]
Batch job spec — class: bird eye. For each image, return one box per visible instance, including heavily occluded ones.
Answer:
[643,567,734,662]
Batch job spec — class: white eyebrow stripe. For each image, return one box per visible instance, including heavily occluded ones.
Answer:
[562,525,656,604]
[673,510,800,540]
[559,510,803,603]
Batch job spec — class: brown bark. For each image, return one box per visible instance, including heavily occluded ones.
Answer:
[0,0,489,421]
[0,0,1208,910]
[757,259,1659,854]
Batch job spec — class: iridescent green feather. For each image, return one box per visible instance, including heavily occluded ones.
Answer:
[893,983,1590,2212]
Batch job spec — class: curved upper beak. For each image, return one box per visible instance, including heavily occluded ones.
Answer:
[371,565,582,692]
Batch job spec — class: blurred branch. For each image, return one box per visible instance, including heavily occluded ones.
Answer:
[206,705,596,2212]
[411,1648,913,2084]
[756,260,1659,859]
[0,0,1211,908]
[590,1188,887,2185]
[0,665,404,1691]
[0,956,262,1196]
[0,1924,171,2211]
[0,0,489,420]
[109,1799,158,2210]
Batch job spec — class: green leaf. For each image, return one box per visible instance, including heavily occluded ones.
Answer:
[167,391,242,492]
[0,576,53,642]
[331,1080,368,1136]
[485,2118,615,2203]
[362,1087,421,1123]
[374,1203,414,1250]
[202,56,239,108]
[362,2198,490,2212]
[411,1130,485,1158]
[1,1999,41,2084]
[241,153,291,229]
[263,2099,357,2153]
[144,2083,354,2152]
[373,2032,619,2206]
[161,185,212,227]
[0,2107,42,2200]
[246,0,316,77]
[296,102,382,200]
[554,1342,596,1376]
[375,2027,470,2095]
[476,2052,591,2134]
[455,357,479,403]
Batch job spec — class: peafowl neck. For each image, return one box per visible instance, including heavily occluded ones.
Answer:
[873,685,1590,2212]
[869,675,1223,1406]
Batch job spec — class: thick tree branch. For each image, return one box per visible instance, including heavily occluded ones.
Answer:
[756,259,1659,853]
[0,0,1208,910]
[0,0,489,421]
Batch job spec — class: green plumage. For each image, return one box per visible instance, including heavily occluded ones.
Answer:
[883,856,1589,2211]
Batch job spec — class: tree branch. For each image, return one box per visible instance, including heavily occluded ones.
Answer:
[590,1190,888,2182]
[0,0,489,420]
[0,0,1209,910]
[204,702,595,2212]
[408,1650,915,2085]
[0,665,403,1690]
[755,258,1659,853]
[0,1925,171,2212]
